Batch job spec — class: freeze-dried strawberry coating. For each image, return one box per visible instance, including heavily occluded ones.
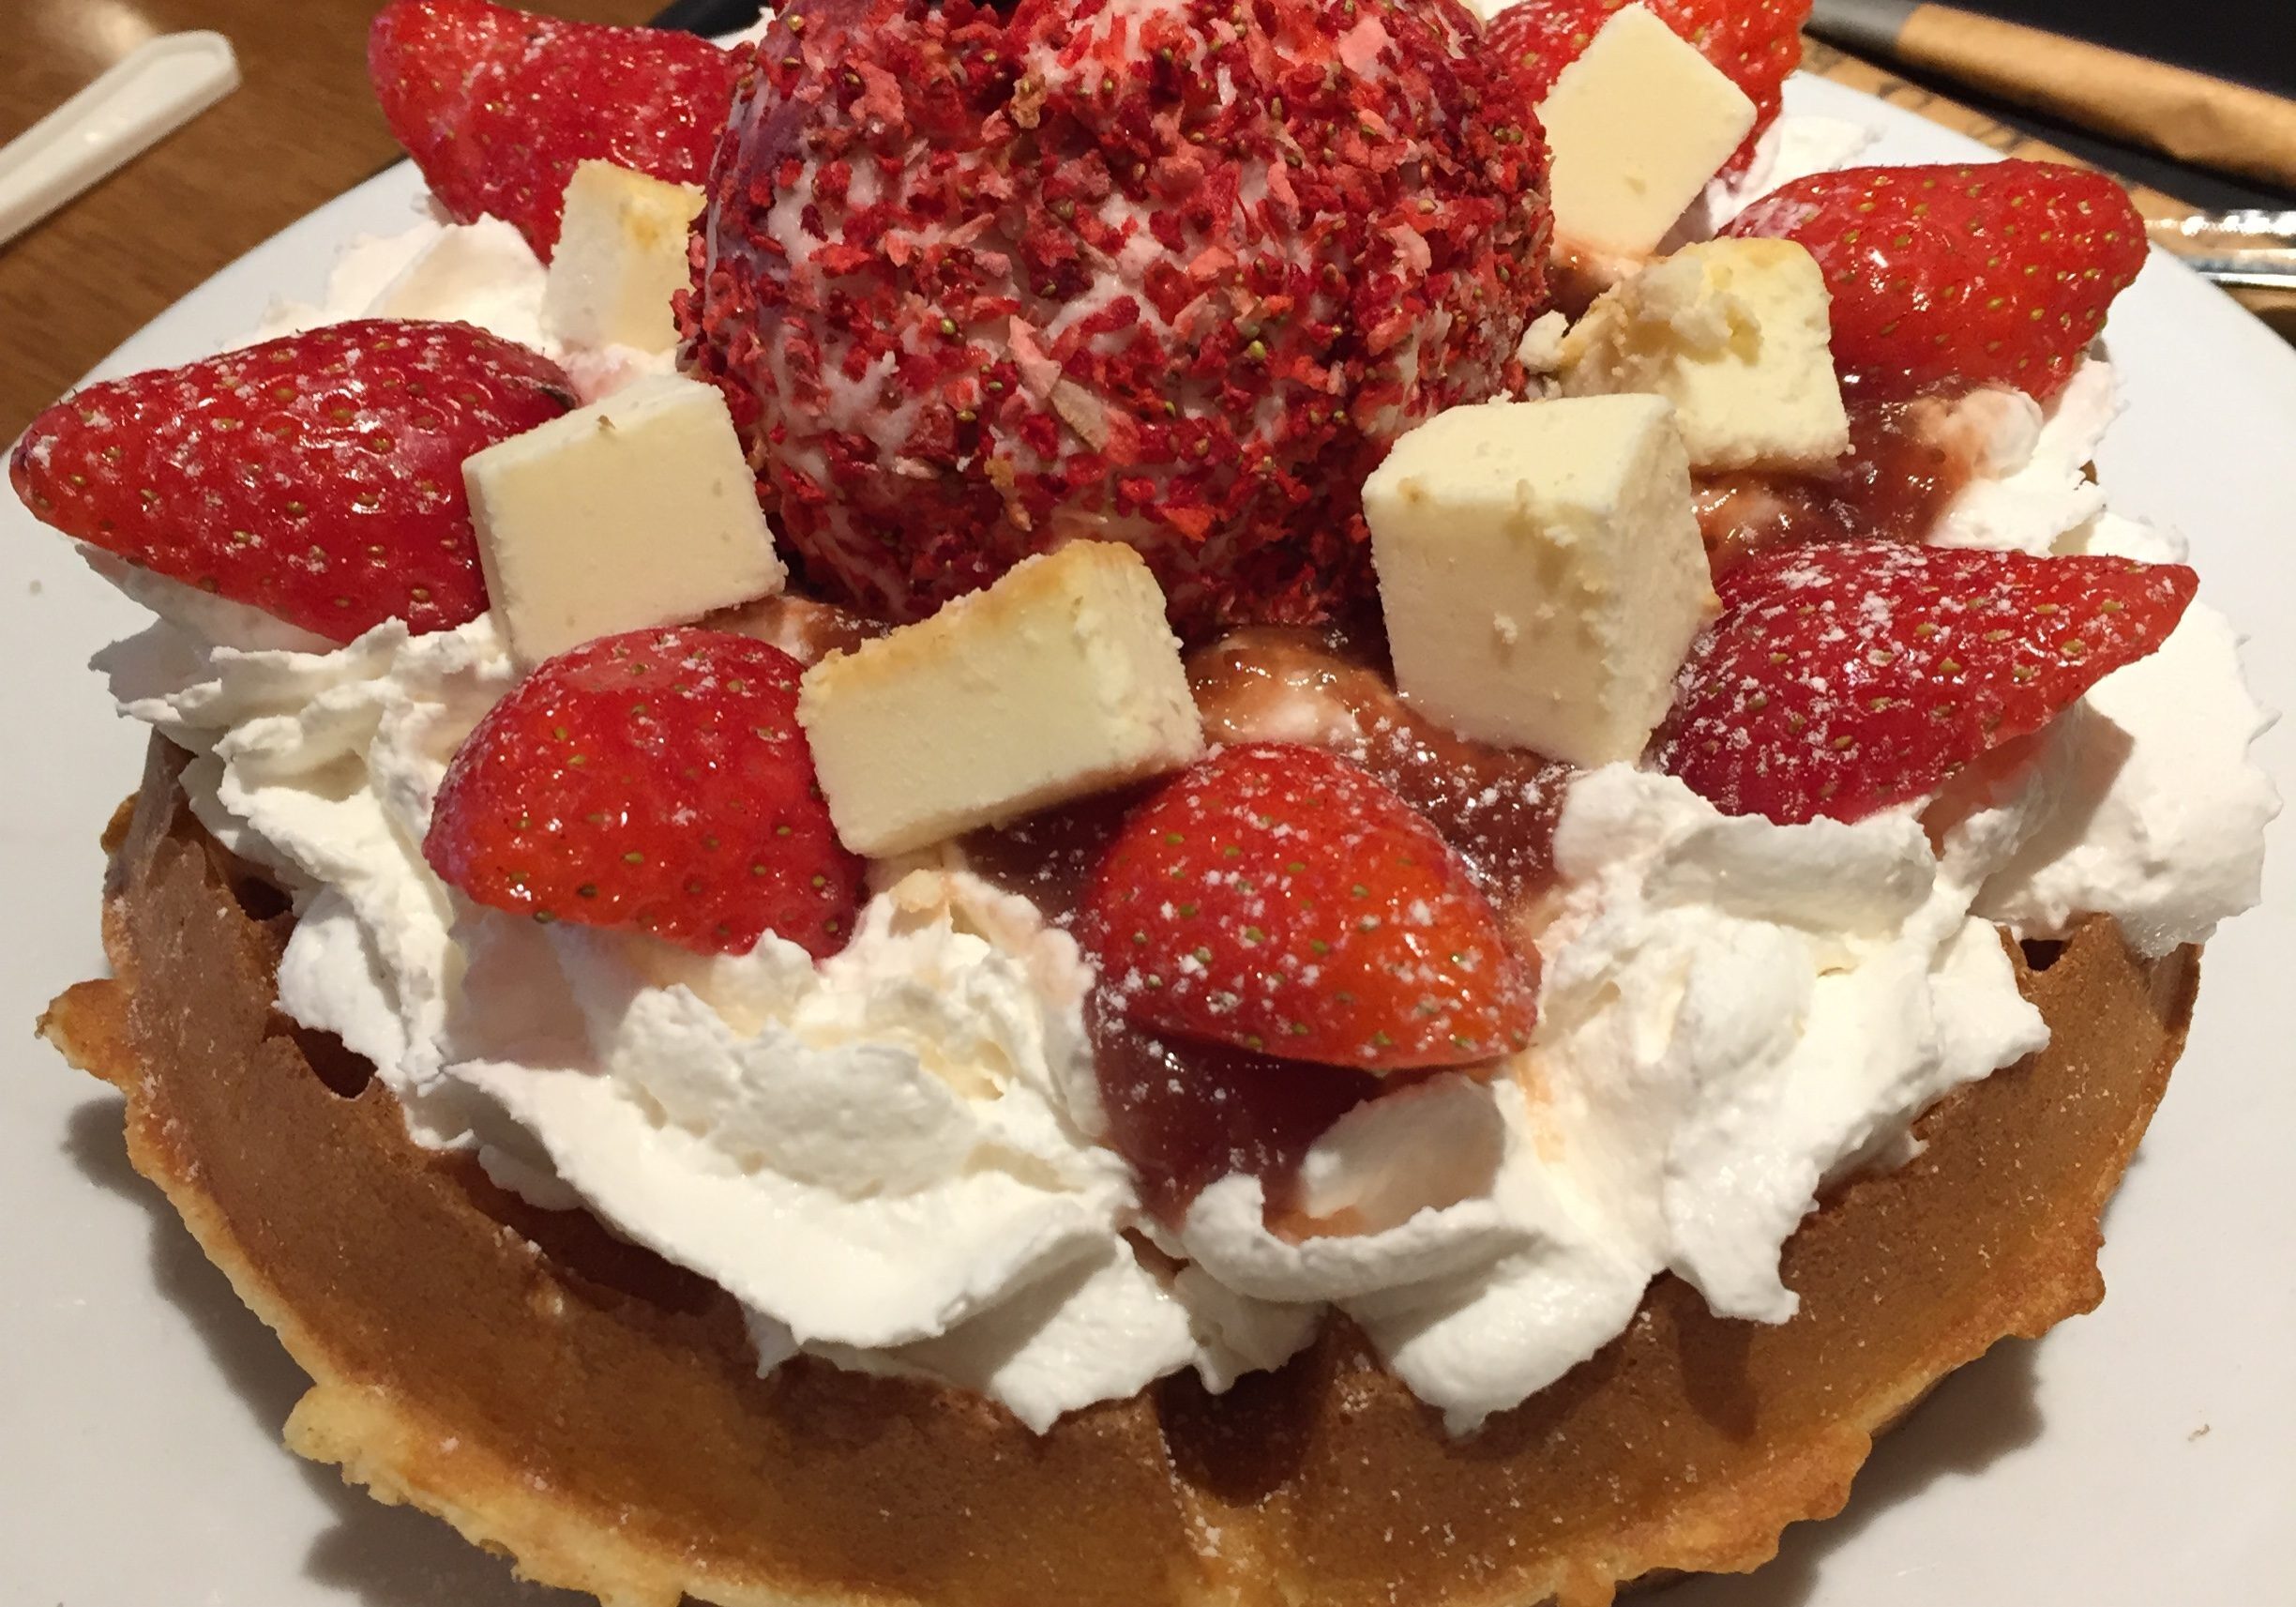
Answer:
[9,320,573,643]
[686,0,1550,639]
[1082,743,1537,1072]
[425,629,862,958]
[1653,541,2198,826]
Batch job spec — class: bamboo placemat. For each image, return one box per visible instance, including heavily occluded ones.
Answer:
[1803,38,2296,340]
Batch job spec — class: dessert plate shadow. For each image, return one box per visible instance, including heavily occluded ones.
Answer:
[2,73,2291,1607]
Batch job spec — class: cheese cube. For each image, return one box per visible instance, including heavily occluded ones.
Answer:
[463,374,784,665]
[797,543,1203,857]
[1364,396,1714,767]
[1537,6,1756,258]
[1559,239,1850,472]
[542,160,706,356]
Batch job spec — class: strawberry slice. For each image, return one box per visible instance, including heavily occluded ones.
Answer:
[425,628,862,958]
[9,320,572,644]
[370,0,748,259]
[1652,541,2197,826]
[1488,0,1808,172]
[1724,159,2148,400]
[1081,744,1537,1073]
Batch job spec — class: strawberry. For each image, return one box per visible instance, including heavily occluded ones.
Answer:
[370,0,748,260]
[1487,0,1808,172]
[424,628,862,958]
[1652,541,2197,826]
[9,320,572,643]
[1723,160,2148,400]
[1081,744,1537,1073]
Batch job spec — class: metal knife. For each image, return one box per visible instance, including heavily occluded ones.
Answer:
[2147,210,2296,291]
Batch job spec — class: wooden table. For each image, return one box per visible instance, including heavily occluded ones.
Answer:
[1,3,2287,444]
[0,0,659,443]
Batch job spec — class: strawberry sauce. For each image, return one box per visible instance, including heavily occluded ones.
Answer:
[965,626,1569,1221]
[960,790,1140,928]
[1085,994,1383,1227]
[1186,628,1571,916]
[969,788,1389,1225]
[945,387,2005,1219]
[1695,390,1983,577]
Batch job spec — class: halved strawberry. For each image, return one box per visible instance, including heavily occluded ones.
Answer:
[9,320,572,643]
[1487,0,1808,172]
[1724,159,2148,400]
[1652,541,2197,826]
[424,628,862,957]
[370,0,748,259]
[1081,744,1537,1073]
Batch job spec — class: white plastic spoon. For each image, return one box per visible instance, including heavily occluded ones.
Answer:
[0,31,241,250]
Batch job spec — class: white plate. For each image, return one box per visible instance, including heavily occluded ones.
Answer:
[2,74,2290,1607]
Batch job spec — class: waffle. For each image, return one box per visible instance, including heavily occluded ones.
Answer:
[41,735,2197,1607]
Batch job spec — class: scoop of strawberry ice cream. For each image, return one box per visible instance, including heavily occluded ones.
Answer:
[684,0,1549,639]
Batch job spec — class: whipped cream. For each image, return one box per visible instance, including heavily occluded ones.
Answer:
[98,532,2266,1433]
[97,615,521,1151]
[1336,766,2047,1429]
[1672,113,1881,242]
[73,114,2274,1436]
[446,872,1215,1431]
[103,615,1310,1430]
[1977,514,2277,955]
[253,205,670,402]
[1909,362,2280,951]
[81,548,331,655]
[1928,357,2119,553]
[252,217,441,341]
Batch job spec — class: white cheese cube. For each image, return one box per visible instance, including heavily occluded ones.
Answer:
[797,543,1203,857]
[1364,396,1714,767]
[1537,6,1756,258]
[463,374,784,665]
[542,160,706,356]
[1560,238,1850,472]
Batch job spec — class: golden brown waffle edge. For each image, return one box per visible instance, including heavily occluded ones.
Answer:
[39,735,2198,1607]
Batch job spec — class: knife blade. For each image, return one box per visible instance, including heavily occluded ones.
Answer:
[2146,209,2296,291]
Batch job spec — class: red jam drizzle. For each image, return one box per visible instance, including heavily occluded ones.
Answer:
[1186,627,1571,916]
[960,788,1137,929]
[1085,993,1384,1229]
[1695,389,1984,577]
[950,373,2002,1224]
[965,629,1572,927]
[705,591,885,664]
[966,626,1570,1220]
